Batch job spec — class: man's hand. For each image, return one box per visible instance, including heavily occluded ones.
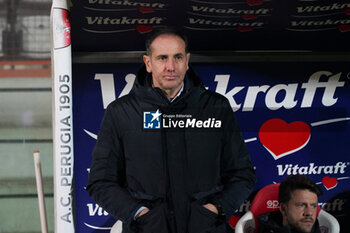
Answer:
[203,203,218,215]
[135,208,149,219]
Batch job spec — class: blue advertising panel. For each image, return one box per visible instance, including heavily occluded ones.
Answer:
[70,0,350,52]
[72,62,350,232]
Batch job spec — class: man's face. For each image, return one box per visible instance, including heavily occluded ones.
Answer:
[280,189,318,233]
[143,34,190,98]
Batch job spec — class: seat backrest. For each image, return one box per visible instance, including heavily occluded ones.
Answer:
[317,209,340,233]
[234,211,256,233]
[110,220,123,233]
[234,184,281,233]
[249,183,281,228]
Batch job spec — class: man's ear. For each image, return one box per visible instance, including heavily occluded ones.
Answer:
[280,203,287,216]
[143,55,152,73]
[186,53,190,70]
[280,203,289,226]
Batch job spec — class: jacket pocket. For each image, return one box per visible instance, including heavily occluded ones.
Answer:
[187,202,227,233]
[135,204,169,233]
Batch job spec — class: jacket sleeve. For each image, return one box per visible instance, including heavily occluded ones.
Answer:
[214,99,257,219]
[86,104,142,224]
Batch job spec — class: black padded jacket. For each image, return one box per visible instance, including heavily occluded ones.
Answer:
[87,65,256,233]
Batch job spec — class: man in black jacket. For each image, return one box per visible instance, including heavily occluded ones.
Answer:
[87,27,256,233]
[258,175,322,233]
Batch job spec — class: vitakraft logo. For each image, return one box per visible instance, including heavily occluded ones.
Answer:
[276,162,350,191]
[143,110,161,129]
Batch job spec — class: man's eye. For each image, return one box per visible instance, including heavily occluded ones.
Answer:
[157,56,167,61]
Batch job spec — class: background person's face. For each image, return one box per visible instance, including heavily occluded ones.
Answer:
[143,34,190,98]
[281,189,318,233]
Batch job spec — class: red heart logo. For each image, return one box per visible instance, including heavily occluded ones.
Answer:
[338,24,350,32]
[228,215,240,228]
[246,0,263,6]
[322,176,338,190]
[237,26,253,32]
[259,119,311,160]
[138,7,155,13]
[242,14,258,20]
[136,25,153,34]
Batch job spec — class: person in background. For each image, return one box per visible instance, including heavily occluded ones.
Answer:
[87,27,256,233]
[258,175,322,233]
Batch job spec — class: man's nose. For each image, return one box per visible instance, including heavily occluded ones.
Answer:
[303,206,314,216]
[166,58,175,71]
